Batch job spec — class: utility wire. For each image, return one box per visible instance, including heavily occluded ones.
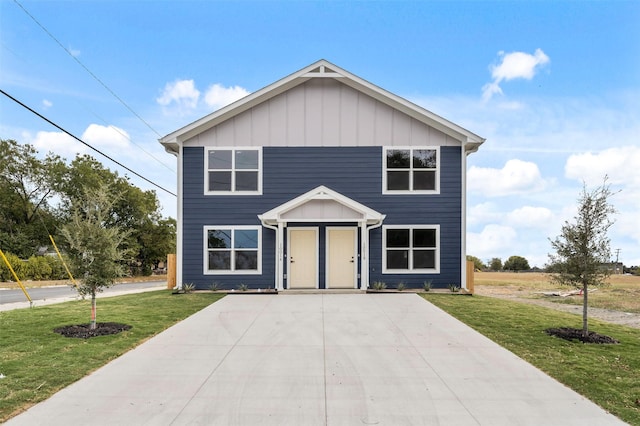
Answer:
[1,32,175,174]
[13,0,163,139]
[80,104,175,173]
[1,89,176,197]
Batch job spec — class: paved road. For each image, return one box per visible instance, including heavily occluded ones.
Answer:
[0,281,166,306]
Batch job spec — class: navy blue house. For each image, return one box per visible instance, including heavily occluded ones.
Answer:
[160,60,484,291]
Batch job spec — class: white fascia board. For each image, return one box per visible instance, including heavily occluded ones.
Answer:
[260,185,384,225]
[158,59,485,152]
[335,76,484,146]
[158,60,339,146]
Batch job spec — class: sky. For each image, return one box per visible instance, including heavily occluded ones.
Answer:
[1,0,639,268]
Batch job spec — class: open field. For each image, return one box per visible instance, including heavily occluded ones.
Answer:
[475,271,640,314]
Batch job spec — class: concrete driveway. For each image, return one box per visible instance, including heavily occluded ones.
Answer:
[7,294,624,425]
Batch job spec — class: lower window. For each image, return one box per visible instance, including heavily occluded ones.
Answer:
[204,226,261,274]
[383,225,439,273]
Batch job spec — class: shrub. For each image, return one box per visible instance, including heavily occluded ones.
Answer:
[26,256,52,280]
[423,280,432,292]
[372,281,387,290]
[209,281,221,291]
[237,283,248,291]
[45,255,69,280]
[0,252,24,281]
[396,282,406,291]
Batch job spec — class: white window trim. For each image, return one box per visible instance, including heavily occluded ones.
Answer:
[203,225,262,275]
[204,147,263,195]
[382,225,440,274]
[382,146,440,195]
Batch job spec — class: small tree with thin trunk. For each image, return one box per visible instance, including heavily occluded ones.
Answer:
[548,179,616,338]
[60,184,130,330]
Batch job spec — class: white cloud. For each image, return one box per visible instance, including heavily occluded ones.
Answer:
[468,224,517,260]
[482,49,550,101]
[565,146,640,189]
[69,46,81,57]
[31,130,85,157]
[468,159,549,196]
[156,79,200,115]
[81,124,130,150]
[42,99,52,109]
[468,202,502,226]
[28,124,130,159]
[506,206,554,229]
[204,84,250,111]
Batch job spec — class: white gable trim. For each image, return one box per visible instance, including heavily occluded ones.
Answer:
[258,185,384,226]
[159,59,485,154]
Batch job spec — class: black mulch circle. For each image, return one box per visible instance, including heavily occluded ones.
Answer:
[545,327,619,344]
[54,322,132,339]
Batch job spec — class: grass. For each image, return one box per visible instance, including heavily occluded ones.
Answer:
[0,290,224,422]
[422,293,640,424]
[476,271,640,313]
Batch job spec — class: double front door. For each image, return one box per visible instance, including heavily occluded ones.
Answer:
[288,227,357,289]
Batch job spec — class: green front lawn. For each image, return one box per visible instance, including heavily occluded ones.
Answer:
[422,294,640,424]
[0,291,224,422]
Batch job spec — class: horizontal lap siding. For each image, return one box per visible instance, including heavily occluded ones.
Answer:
[182,146,462,289]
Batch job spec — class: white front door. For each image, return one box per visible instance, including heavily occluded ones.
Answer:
[288,228,318,289]
[326,227,357,288]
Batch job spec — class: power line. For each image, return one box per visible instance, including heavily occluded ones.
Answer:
[0,27,175,175]
[12,0,164,140]
[1,88,176,197]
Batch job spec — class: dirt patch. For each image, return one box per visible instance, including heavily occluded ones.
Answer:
[476,285,640,329]
[54,322,132,339]
[545,327,619,344]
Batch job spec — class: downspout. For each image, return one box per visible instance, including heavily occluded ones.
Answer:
[364,217,385,290]
[461,143,469,291]
[175,144,184,290]
[259,217,281,291]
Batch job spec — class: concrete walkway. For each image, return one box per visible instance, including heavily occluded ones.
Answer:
[7,294,625,425]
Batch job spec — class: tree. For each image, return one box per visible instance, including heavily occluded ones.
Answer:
[488,257,503,271]
[60,155,175,275]
[60,184,131,330]
[503,255,530,271]
[548,180,616,337]
[0,139,65,257]
[466,255,485,271]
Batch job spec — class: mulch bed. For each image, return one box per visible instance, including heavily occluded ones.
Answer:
[54,322,132,339]
[545,327,619,344]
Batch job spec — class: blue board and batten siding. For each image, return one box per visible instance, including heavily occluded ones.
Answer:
[182,145,462,289]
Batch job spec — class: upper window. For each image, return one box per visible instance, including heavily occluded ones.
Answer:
[382,225,439,273]
[204,226,261,274]
[383,147,439,194]
[205,148,262,194]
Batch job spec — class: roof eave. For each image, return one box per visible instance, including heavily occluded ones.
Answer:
[158,59,486,150]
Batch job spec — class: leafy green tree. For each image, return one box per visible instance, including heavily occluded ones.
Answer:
[60,155,175,275]
[0,141,175,278]
[548,180,616,337]
[0,139,65,257]
[466,255,485,271]
[488,257,503,271]
[503,255,530,271]
[60,184,131,329]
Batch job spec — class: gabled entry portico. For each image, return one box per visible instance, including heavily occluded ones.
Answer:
[259,186,385,291]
